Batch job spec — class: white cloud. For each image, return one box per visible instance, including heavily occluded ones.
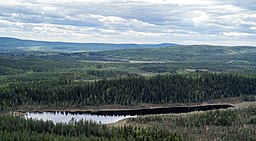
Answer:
[223,32,254,37]
[250,27,256,30]
[0,0,255,46]
[98,29,117,33]
[139,0,215,5]
[121,30,165,37]
[90,14,156,29]
[188,11,210,26]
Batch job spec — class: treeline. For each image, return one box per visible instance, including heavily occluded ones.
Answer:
[126,105,256,140]
[0,115,182,141]
[1,73,256,110]
[87,70,137,78]
[0,55,81,75]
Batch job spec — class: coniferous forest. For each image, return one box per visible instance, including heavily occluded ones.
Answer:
[1,73,256,110]
[2,0,256,139]
[1,45,256,140]
[0,115,182,141]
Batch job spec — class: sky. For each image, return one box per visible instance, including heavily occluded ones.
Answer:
[0,0,256,45]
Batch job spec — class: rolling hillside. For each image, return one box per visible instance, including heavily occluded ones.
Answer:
[0,37,179,52]
[93,45,256,62]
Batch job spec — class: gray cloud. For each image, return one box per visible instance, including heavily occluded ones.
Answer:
[222,0,256,11]
[0,0,255,45]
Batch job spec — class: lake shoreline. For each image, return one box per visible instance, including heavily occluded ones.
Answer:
[16,103,236,116]
[17,103,236,124]
[15,97,241,114]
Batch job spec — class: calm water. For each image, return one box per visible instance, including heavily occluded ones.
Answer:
[25,112,135,124]
[24,104,233,124]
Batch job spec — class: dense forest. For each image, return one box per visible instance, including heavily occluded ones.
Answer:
[0,115,182,141]
[126,105,256,140]
[1,45,256,140]
[1,73,256,110]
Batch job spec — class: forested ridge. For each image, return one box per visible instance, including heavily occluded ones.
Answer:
[126,105,256,140]
[1,44,256,140]
[1,73,256,110]
[0,115,182,141]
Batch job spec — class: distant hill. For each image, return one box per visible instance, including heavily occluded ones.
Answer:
[95,45,256,62]
[85,45,256,73]
[0,37,179,52]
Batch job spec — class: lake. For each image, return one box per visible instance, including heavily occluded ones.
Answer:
[25,112,135,124]
[24,104,234,124]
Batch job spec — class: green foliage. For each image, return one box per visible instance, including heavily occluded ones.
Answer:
[127,106,256,141]
[97,45,256,62]
[1,73,256,109]
[1,44,256,140]
[0,115,182,141]
[196,110,239,126]
[241,95,256,101]
[93,45,256,73]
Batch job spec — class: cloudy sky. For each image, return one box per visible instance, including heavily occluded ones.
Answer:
[0,0,256,45]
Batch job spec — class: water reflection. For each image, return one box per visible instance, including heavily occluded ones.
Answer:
[25,112,135,124]
[24,104,234,124]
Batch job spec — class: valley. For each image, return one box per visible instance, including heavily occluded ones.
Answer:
[1,38,256,140]
[1,0,256,140]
